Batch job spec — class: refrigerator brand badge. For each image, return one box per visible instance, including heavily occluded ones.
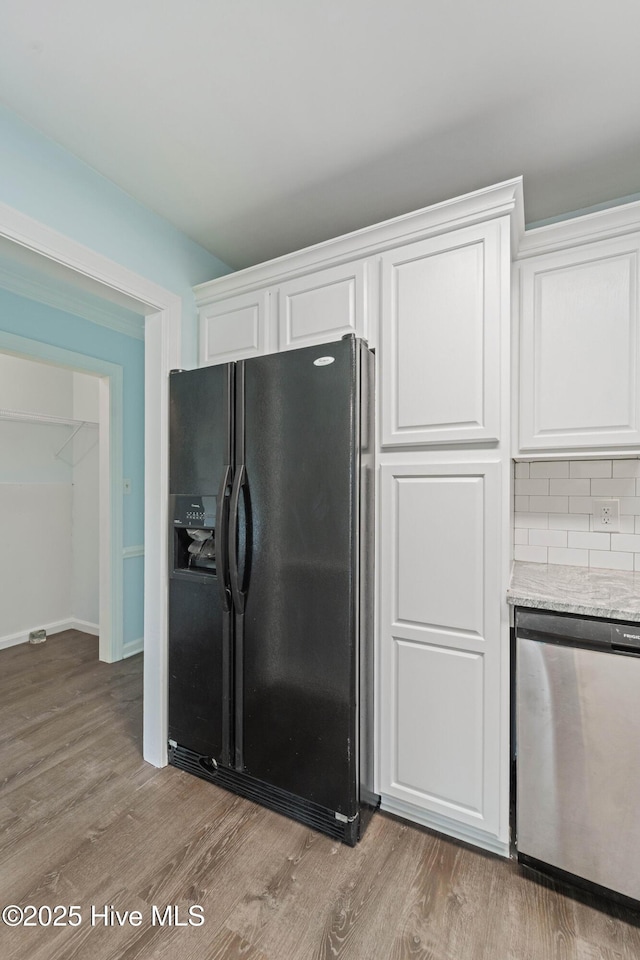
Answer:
[313,356,335,366]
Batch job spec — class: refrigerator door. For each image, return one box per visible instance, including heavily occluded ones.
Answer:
[168,364,234,763]
[234,338,361,815]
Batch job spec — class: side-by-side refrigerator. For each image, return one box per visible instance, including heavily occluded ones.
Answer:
[168,335,379,844]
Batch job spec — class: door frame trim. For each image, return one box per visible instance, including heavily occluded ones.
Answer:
[0,199,182,767]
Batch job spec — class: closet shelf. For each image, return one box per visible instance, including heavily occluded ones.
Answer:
[0,408,98,464]
[0,407,98,427]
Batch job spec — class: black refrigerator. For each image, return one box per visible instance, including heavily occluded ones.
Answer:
[168,335,379,844]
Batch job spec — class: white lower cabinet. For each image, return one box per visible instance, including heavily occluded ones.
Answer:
[378,459,508,854]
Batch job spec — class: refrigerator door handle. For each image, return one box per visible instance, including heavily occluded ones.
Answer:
[229,463,247,614]
[216,464,233,612]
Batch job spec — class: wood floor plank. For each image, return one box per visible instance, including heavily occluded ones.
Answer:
[3,632,640,960]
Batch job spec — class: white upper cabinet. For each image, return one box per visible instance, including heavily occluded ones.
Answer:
[199,289,272,365]
[276,260,370,350]
[516,211,640,454]
[380,218,508,447]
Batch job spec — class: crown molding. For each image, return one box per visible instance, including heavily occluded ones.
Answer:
[195,177,524,306]
[518,198,640,260]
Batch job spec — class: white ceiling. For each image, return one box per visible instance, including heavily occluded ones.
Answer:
[1,0,640,270]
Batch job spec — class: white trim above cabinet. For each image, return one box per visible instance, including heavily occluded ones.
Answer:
[195,177,523,365]
[381,219,507,447]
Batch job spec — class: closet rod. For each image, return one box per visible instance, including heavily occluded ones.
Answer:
[0,408,98,428]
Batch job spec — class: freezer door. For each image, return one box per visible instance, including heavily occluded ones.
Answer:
[168,364,233,764]
[235,338,362,814]
[169,364,233,495]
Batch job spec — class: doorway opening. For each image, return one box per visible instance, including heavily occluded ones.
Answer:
[0,353,102,653]
[0,334,126,662]
[0,203,182,766]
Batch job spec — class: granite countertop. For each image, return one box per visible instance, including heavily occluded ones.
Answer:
[507,560,640,621]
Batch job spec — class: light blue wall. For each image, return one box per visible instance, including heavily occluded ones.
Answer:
[0,104,232,366]
[0,288,144,645]
[0,105,234,648]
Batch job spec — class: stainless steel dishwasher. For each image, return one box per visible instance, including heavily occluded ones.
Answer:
[516,606,640,904]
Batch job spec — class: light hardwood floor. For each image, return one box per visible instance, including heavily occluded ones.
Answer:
[1,630,639,960]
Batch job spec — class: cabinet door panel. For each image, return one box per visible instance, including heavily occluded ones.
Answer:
[199,290,271,365]
[379,461,502,836]
[394,639,484,814]
[381,220,505,445]
[396,475,484,636]
[519,237,640,450]
[277,261,369,350]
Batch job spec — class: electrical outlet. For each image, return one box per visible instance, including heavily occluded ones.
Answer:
[592,498,620,532]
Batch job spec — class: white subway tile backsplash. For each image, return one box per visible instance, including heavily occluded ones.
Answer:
[529,529,568,548]
[611,533,640,552]
[588,550,634,571]
[529,496,569,513]
[515,478,549,496]
[514,544,548,563]
[613,460,640,478]
[568,531,610,550]
[549,478,590,497]
[569,497,593,514]
[514,511,548,530]
[548,547,589,566]
[548,513,590,531]
[530,461,570,479]
[569,460,612,478]
[590,478,637,497]
[514,458,640,571]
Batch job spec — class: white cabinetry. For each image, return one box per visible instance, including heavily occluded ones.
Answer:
[381,220,506,446]
[197,261,371,365]
[195,178,522,856]
[516,208,640,455]
[277,260,370,350]
[379,461,503,841]
[199,289,272,365]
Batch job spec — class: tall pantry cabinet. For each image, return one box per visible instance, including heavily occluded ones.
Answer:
[194,178,523,856]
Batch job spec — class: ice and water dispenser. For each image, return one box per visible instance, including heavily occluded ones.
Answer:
[171,494,217,577]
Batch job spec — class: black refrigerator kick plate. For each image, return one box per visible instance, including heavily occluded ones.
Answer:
[168,742,378,846]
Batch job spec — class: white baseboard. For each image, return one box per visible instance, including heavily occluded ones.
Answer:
[0,617,100,650]
[0,617,73,651]
[70,619,99,636]
[122,637,143,658]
